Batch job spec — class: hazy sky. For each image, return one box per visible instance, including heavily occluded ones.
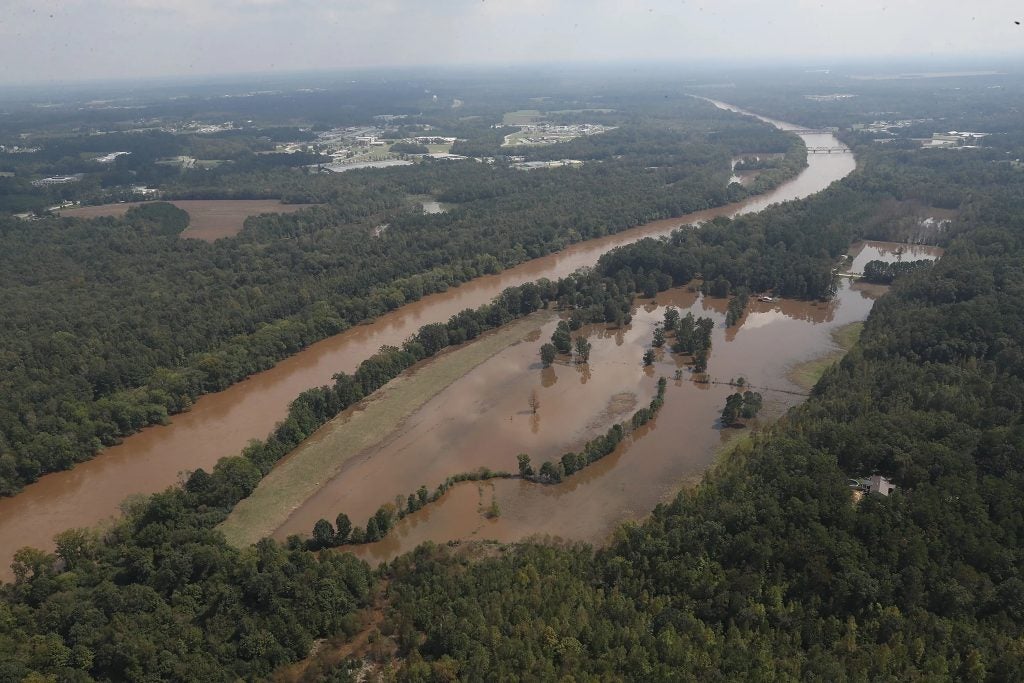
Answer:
[1,0,1021,85]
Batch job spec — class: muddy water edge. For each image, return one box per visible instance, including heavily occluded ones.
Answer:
[309,278,872,561]
[336,243,942,563]
[0,103,857,579]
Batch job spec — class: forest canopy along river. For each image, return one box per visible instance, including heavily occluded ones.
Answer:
[261,277,883,552]
[0,102,859,579]
[0,95,809,500]
[247,242,938,560]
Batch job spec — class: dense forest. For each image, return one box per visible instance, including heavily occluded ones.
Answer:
[4,72,1024,681]
[0,98,802,496]
[310,155,1024,681]
[4,134,1018,680]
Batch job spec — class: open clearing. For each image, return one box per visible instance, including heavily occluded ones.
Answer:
[502,109,544,125]
[218,311,555,548]
[59,199,317,241]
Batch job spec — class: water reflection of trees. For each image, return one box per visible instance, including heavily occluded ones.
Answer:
[576,363,592,384]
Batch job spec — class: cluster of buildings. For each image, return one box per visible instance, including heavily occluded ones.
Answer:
[0,144,40,154]
[503,122,614,147]
[805,93,856,102]
[922,131,990,148]
[852,118,933,136]
[94,151,130,163]
[512,159,584,171]
[31,174,84,187]
[179,121,237,134]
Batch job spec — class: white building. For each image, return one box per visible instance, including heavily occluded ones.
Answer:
[868,475,896,496]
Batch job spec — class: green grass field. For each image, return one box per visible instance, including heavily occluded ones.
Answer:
[218,312,553,548]
[425,143,453,154]
[501,109,544,125]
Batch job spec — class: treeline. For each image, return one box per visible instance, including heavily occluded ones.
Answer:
[310,377,669,550]
[720,389,763,426]
[0,276,563,681]
[0,109,799,496]
[355,168,1024,682]
[862,258,933,284]
[0,242,683,680]
[588,140,978,303]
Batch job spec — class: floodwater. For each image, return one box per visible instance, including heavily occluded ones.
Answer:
[847,240,945,274]
[341,277,883,563]
[59,199,316,241]
[0,102,856,579]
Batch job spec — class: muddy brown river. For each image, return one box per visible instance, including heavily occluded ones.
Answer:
[0,102,857,578]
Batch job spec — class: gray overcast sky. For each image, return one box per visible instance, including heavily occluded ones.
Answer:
[1,0,1021,85]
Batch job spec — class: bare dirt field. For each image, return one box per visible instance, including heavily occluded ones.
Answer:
[59,199,316,241]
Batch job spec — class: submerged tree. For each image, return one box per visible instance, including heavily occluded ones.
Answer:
[540,343,557,367]
[574,337,592,363]
[721,391,764,426]
[663,306,680,330]
[693,348,708,373]
[652,325,666,348]
[552,321,572,354]
[517,453,533,477]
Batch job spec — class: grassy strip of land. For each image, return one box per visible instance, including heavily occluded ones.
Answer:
[787,321,863,391]
[218,311,554,548]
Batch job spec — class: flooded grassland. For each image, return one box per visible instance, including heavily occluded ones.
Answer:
[332,277,879,562]
[0,103,857,578]
[330,242,943,563]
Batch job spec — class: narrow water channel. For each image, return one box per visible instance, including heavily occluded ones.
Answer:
[0,102,857,578]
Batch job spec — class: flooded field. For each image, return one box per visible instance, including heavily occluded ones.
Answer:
[0,102,858,579]
[847,240,946,274]
[339,277,883,563]
[59,199,316,241]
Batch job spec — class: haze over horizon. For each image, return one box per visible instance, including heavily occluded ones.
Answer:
[1,0,1022,86]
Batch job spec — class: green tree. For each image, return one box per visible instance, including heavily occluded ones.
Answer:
[652,326,666,347]
[540,343,557,367]
[552,321,572,354]
[643,349,656,366]
[365,517,381,542]
[740,391,763,418]
[720,393,744,426]
[312,518,335,548]
[334,513,352,544]
[663,306,680,330]
[517,453,533,476]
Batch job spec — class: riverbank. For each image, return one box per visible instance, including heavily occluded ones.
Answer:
[0,101,856,581]
[788,321,864,391]
[326,276,876,566]
[219,312,555,548]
